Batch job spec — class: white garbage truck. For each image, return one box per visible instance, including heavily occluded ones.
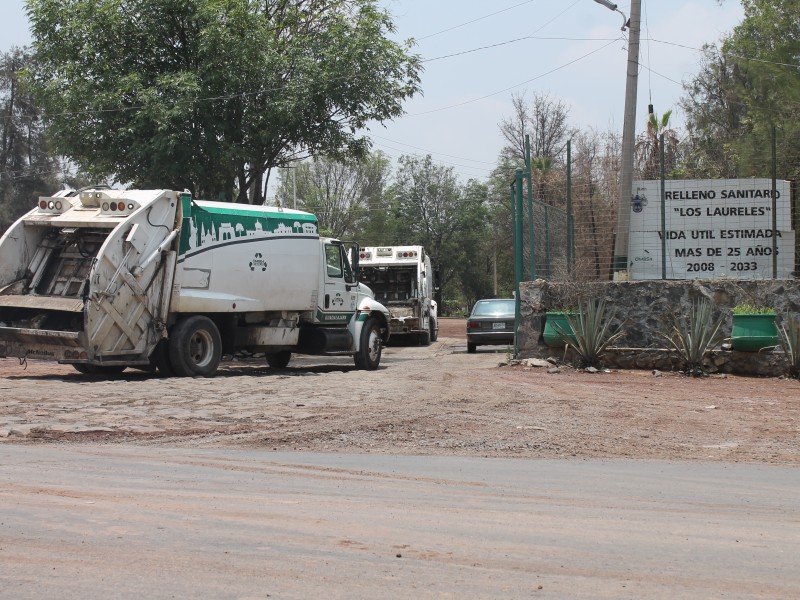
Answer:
[0,188,391,376]
[358,245,438,344]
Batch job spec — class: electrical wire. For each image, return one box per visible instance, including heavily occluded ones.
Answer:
[415,0,542,41]
[409,37,623,116]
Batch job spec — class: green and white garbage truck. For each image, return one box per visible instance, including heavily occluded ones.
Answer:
[0,188,391,376]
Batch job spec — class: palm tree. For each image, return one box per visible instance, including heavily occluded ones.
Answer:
[635,109,680,179]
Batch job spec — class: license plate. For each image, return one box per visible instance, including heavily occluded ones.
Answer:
[492,322,505,330]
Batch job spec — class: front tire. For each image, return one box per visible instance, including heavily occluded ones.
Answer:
[168,316,222,377]
[354,317,382,370]
[266,350,291,369]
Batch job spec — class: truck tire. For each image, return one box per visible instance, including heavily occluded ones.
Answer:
[429,318,438,342]
[266,350,291,369]
[354,317,382,370]
[168,316,222,377]
[150,339,176,377]
[72,364,126,375]
[418,330,430,345]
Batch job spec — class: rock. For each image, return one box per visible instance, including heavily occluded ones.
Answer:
[547,367,560,374]
[524,358,550,368]
[652,369,662,377]
[585,366,599,374]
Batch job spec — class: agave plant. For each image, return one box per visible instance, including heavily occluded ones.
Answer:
[659,298,726,376]
[778,314,800,378]
[558,299,624,369]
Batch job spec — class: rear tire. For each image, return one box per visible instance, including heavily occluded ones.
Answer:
[150,339,176,377]
[467,342,477,354]
[429,318,438,342]
[354,317,382,370]
[266,350,291,369]
[168,316,222,377]
[72,364,126,375]
[418,330,430,346]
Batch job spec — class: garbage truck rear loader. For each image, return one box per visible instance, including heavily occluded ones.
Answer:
[0,188,390,376]
[358,245,438,344]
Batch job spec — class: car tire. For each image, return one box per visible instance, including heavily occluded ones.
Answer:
[467,342,477,354]
[168,316,222,377]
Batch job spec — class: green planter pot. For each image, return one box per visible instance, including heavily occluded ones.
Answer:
[731,313,779,352]
[543,312,577,347]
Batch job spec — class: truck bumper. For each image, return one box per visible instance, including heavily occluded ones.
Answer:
[0,326,84,361]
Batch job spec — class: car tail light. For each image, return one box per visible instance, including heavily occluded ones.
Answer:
[467,320,482,330]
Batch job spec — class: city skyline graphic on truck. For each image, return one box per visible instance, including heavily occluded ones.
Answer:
[178,205,318,259]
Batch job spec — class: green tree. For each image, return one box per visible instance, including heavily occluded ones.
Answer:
[0,47,61,232]
[681,1,800,181]
[275,151,391,239]
[25,0,421,203]
[390,155,489,306]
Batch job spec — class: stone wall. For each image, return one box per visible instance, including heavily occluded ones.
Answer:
[517,279,800,376]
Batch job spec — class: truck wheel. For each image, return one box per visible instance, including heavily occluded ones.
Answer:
[150,339,176,377]
[168,316,222,377]
[354,317,382,370]
[266,350,291,369]
[429,318,438,342]
[418,330,430,345]
[72,364,126,375]
[467,342,477,354]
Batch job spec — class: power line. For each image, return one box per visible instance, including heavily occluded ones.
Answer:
[422,36,620,63]
[415,0,542,41]
[409,37,623,116]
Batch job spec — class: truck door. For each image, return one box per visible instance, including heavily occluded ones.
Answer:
[319,242,357,324]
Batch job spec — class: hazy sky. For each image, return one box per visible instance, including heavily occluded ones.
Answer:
[3,1,744,186]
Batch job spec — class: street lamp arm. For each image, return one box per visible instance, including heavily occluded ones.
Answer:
[592,0,628,31]
[614,8,629,31]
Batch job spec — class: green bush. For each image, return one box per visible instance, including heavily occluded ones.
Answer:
[732,303,775,315]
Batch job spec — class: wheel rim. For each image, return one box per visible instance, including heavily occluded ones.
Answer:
[189,329,215,368]
[366,327,380,364]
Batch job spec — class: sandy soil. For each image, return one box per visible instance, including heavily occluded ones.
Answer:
[2,318,799,464]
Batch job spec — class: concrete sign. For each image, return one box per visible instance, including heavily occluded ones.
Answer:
[628,179,795,280]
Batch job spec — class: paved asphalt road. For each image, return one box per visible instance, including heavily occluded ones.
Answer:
[1,445,798,599]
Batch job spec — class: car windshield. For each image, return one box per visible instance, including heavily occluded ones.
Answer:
[472,299,515,317]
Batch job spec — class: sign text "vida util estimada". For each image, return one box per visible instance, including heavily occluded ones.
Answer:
[628,179,795,280]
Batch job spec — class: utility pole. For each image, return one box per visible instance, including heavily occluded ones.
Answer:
[593,1,641,280]
[614,1,641,280]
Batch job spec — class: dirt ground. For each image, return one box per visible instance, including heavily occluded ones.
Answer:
[1,318,799,464]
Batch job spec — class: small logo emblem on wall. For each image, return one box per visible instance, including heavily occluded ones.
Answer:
[332,293,344,307]
[250,252,267,271]
[631,193,648,213]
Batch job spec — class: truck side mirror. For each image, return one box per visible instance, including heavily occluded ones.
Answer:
[343,242,359,285]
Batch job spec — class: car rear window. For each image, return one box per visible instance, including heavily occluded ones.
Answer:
[472,299,515,316]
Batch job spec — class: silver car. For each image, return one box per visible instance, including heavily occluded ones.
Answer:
[466,298,515,353]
